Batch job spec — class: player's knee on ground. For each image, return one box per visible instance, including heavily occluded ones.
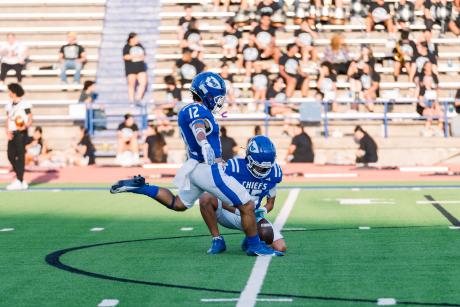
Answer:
[272,239,287,252]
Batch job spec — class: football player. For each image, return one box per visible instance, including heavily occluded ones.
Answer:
[110,72,283,257]
[199,135,286,254]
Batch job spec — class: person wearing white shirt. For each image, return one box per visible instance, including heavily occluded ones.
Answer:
[0,33,28,85]
[5,83,32,190]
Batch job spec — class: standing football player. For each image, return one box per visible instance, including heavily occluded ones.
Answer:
[110,72,283,256]
[199,135,287,254]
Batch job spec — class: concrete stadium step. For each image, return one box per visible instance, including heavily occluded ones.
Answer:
[96,0,160,106]
[29,46,100,55]
[0,19,103,27]
[11,33,102,41]
[0,6,106,13]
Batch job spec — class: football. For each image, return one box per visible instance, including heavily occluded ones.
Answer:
[15,116,25,129]
[257,218,274,244]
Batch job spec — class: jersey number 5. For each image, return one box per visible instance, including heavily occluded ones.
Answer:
[188,106,199,119]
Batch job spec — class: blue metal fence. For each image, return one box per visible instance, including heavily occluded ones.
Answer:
[85,98,457,138]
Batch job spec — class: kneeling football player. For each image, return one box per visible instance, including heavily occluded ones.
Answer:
[199,135,287,254]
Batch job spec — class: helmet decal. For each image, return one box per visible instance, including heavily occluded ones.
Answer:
[205,76,222,89]
[248,140,260,153]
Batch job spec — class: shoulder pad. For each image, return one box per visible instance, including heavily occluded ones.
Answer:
[226,158,242,174]
[271,163,283,183]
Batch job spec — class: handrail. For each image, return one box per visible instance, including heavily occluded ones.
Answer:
[85,98,458,138]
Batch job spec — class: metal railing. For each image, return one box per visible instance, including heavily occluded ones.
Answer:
[84,98,458,138]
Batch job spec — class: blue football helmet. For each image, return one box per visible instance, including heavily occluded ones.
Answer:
[190,72,227,113]
[246,135,276,179]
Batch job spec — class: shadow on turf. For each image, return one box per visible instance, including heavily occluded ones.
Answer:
[44,226,460,307]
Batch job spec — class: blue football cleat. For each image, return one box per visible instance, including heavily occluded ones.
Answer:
[241,237,249,252]
[207,236,227,254]
[246,242,284,257]
[110,175,146,194]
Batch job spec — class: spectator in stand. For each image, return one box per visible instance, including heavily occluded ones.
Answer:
[222,18,243,62]
[394,0,415,29]
[295,19,318,62]
[412,41,438,85]
[220,126,238,161]
[251,13,279,63]
[247,125,262,145]
[421,28,439,62]
[314,0,345,24]
[178,5,196,40]
[116,114,139,166]
[359,63,380,112]
[212,0,230,12]
[123,32,147,104]
[366,0,396,33]
[279,43,309,98]
[424,0,453,33]
[181,20,203,58]
[257,0,281,16]
[323,34,351,75]
[251,61,270,103]
[416,62,444,136]
[241,36,260,80]
[220,62,237,109]
[143,123,167,163]
[70,126,96,166]
[267,76,288,107]
[286,124,314,163]
[449,1,460,35]
[155,75,178,136]
[455,89,460,113]
[353,44,376,69]
[393,30,417,82]
[350,0,370,22]
[175,48,206,86]
[79,80,97,105]
[354,125,378,165]
[25,126,49,166]
[0,33,28,85]
[79,80,106,131]
[59,32,86,85]
[317,61,338,112]
[164,75,182,110]
[268,76,292,135]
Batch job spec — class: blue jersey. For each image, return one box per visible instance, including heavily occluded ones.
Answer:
[225,158,282,209]
[178,102,222,162]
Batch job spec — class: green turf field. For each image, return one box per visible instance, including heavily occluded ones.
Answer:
[1,185,460,307]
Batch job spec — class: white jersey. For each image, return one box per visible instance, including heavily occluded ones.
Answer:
[5,100,31,131]
[0,42,27,65]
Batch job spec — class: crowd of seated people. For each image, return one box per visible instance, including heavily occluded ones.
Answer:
[165,0,460,136]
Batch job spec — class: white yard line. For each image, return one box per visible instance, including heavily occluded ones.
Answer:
[97,299,119,307]
[236,189,300,307]
[201,298,292,303]
[338,198,395,205]
[399,166,448,172]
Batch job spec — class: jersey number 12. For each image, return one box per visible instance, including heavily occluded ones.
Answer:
[189,106,199,119]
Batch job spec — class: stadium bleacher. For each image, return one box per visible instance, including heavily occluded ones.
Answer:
[0,0,460,167]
